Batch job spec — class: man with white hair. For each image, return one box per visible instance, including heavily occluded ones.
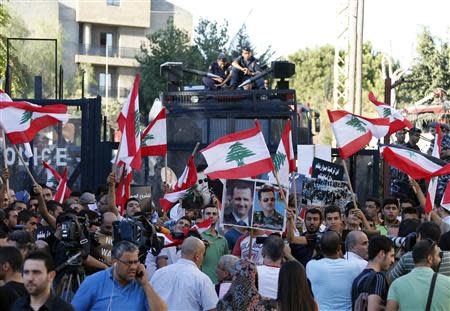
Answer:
[151,237,218,311]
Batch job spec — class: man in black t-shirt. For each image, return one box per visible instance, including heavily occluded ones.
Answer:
[230,47,264,90]
[352,235,395,310]
[202,53,231,90]
[0,247,28,311]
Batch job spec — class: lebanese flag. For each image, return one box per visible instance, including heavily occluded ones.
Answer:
[267,119,296,186]
[42,161,62,189]
[191,217,214,234]
[368,92,413,135]
[0,89,68,144]
[117,74,141,170]
[440,180,450,211]
[116,164,132,215]
[201,121,274,179]
[381,144,450,180]
[425,124,443,213]
[141,108,167,156]
[53,168,71,203]
[327,110,390,159]
[159,155,197,213]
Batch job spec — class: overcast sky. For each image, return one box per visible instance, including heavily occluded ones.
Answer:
[171,0,450,67]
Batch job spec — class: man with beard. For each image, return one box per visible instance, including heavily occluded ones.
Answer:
[386,240,450,311]
[287,208,322,266]
[11,251,74,310]
[72,241,167,311]
[352,236,395,310]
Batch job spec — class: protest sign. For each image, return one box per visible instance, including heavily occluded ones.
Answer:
[311,157,344,181]
[300,177,352,211]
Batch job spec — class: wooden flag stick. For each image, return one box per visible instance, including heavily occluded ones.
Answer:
[248,228,254,259]
[164,153,168,185]
[291,172,298,215]
[112,137,124,173]
[272,169,289,208]
[191,142,200,156]
[12,144,38,185]
[341,158,359,209]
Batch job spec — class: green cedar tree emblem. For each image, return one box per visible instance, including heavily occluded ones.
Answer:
[345,116,367,133]
[407,150,416,158]
[225,142,256,167]
[383,108,392,118]
[272,151,286,172]
[20,110,33,124]
[142,134,154,146]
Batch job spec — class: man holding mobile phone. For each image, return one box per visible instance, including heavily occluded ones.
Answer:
[72,241,167,311]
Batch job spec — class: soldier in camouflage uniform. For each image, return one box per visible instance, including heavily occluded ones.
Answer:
[252,187,284,231]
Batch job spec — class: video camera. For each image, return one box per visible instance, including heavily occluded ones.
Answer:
[58,213,90,267]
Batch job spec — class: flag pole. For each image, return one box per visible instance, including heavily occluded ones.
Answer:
[164,153,168,186]
[291,172,298,215]
[112,137,123,173]
[191,142,200,156]
[1,130,10,201]
[11,144,38,185]
[272,168,289,208]
[248,228,254,259]
[341,158,359,209]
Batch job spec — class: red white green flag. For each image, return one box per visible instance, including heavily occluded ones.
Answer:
[0,89,68,144]
[369,91,412,135]
[159,155,197,213]
[42,161,62,189]
[327,110,390,159]
[425,123,442,213]
[267,119,296,186]
[53,167,71,203]
[117,74,141,170]
[141,108,167,156]
[201,121,274,179]
[116,164,132,215]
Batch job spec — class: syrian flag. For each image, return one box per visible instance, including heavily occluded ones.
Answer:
[368,92,413,135]
[0,90,68,144]
[116,164,132,215]
[42,161,62,189]
[327,110,390,159]
[117,74,141,170]
[141,108,167,156]
[381,144,450,180]
[201,120,274,179]
[53,168,71,203]
[159,155,197,213]
[267,119,296,186]
[425,124,443,213]
[440,180,450,211]
[190,217,214,234]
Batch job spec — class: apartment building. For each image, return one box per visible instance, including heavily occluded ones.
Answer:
[6,0,193,101]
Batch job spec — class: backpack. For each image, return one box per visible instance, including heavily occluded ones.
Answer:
[354,272,377,311]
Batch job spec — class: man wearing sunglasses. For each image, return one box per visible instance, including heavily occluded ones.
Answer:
[386,239,450,311]
[253,187,284,231]
[72,241,167,311]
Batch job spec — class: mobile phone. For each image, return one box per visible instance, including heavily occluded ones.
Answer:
[136,271,144,278]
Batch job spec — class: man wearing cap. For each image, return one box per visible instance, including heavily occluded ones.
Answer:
[230,47,264,90]
[79,192,97,212]
[202,53,231,90]
[406,127,422,151]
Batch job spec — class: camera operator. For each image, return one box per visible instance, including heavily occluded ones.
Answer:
[145,216,192,279]
[287,208,322,266]
[90,212,117,266]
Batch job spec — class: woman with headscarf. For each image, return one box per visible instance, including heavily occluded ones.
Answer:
[217,259,276,311]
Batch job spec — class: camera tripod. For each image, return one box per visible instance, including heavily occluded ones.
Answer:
[55,252,86,301]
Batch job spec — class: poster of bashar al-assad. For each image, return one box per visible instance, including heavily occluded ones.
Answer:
[300,177,353,211]
[221,179,255,228]
[252,182,287,232]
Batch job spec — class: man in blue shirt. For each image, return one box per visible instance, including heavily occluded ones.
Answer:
[72,241,167,311]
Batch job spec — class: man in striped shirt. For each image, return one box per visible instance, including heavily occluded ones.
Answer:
[388,222,450,283]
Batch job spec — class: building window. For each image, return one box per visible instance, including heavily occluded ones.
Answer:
[106,0,120,6]
[100,33,113,48]
[99,73,112,95]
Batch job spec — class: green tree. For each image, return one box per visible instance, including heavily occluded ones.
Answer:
[225,142,255,167]
[194,18,229,67]
[345,116,367,133]
[397,27,450,105]
[138,17,204,116]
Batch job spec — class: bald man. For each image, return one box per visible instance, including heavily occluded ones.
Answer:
[345,230,369,273]
[92,212,117,265]
[151,237,218,311]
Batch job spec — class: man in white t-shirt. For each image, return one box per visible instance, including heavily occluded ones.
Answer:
[306,231,361,311]
[345,230,369,272]
[256,235,284,299]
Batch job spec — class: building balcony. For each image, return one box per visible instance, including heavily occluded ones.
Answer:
[75,44,140,68]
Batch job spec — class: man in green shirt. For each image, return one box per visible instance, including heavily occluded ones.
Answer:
[386,239,450,311]
[201,205,229,284]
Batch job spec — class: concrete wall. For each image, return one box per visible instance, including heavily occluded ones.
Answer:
[76,0,150,28]
[150,0,193,38]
